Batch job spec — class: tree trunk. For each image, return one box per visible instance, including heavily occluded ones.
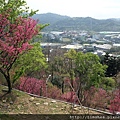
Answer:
[7,78,12,93]
[4,74,12,93]
[71,78,74,88]
[77,74,83,103]
[77,82,81,99]
[61,81,64,94]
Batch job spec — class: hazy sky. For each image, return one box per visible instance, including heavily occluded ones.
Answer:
[25,0,120,19]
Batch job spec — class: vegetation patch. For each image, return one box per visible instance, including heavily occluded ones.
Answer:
[0,85,102,115]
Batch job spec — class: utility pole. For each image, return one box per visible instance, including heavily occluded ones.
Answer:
[46,74,51,97]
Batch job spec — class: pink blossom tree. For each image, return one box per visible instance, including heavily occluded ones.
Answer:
[0,13,39,93]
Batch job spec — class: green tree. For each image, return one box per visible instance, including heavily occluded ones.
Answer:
[102,53,120,77]
[64,49,77,88]
[12,42,47,84]
[75,52,107,103]
[50,56,66,93]
[101,77,116,90]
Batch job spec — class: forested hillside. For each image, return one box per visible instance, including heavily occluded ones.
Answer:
[33,13,120,31]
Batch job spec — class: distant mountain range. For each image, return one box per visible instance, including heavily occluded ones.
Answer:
[32,13,120,32]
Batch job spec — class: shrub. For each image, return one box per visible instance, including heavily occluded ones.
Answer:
[84,87,110,110]
[109,89,120,114]
[61,91,78,103]
[18,77,46,96]
[46,83,62,99]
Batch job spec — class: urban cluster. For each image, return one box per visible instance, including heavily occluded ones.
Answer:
[41,30,120,57]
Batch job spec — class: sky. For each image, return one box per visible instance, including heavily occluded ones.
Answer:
[25,0,120,19]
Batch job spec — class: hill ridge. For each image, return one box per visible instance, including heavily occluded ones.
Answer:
[32,13,120,31]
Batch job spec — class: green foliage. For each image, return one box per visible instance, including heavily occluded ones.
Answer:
[64,49,77,75]
[74,52,107,102]
[75,52,107,89]
[64,49,77,87]
[12,67,25,85]
[101,77,116,90]
[13,42,47,79]
[32,24,50,42]
[0,0,38,22]
[39,24,50,30]
[69,69,75,81]
[51,75,62,88]
[64,49,77,60]
[51,50,107,92]
[52,56,64,73]
[11,42,47,85]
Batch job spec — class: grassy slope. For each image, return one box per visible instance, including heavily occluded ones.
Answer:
[0,85,103,120]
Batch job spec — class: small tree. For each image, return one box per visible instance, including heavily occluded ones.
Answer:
[13,43,47,80]
[0,14,39,93]
[75,52,107,103]
[64,49,76,88]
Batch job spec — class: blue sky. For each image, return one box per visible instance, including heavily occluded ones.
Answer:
[25,0,120,19]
